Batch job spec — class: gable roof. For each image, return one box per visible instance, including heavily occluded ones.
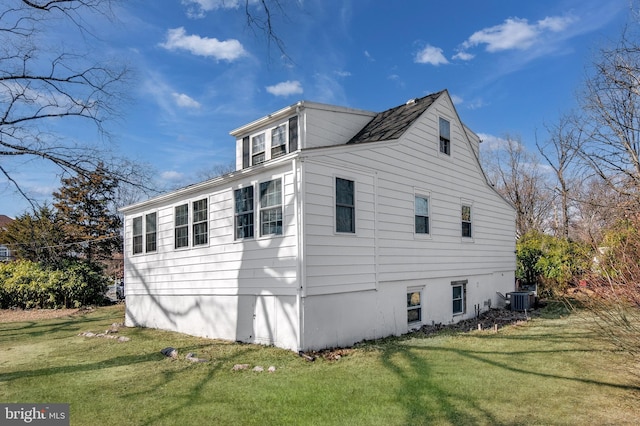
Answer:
[347,90,445,145]
[0,215,13,229]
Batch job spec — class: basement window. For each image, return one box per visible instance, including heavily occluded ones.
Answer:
[452,280,467,315]
[407,290,422,324]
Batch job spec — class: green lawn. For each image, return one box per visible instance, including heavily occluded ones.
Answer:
[1,304,638,425]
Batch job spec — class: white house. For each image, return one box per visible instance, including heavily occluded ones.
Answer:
[0,215,14,262]
[121,90,516,351]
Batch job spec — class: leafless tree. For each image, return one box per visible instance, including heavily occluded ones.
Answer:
[0,0,153,211]
[579,25,640,210]
[536,113,586,239]
[482,134,554,237]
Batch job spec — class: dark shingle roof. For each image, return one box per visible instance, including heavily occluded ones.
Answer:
[347,90,445,145]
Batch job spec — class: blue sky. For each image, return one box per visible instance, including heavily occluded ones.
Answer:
[0,0,631,217]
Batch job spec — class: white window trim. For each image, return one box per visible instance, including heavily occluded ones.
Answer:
[414,189,432,238]
[461,199,474,241]
[131,216,143,255]
[452,280,468,316]
[174,203,190,250]
[234,183,256,241]
[258,176,284,238]
[407,286,425,328]
[251,132,266,166]
[144,211,158,253]
[437,115,453,160]
[245,120,292,167]
[334,175,357,235]
[192,198,209,247]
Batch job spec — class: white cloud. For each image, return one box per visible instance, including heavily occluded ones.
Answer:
[461,15,576,53]
[181,0,242,18]
[538,16,574,32]
[452,51,474,61]
[161,170,185,181]
[265,80,303,97]
[414,44,449,66]
[450,94,463,105]
[172,92,201,109]
[334,70,352,77]
[160,27,246,61]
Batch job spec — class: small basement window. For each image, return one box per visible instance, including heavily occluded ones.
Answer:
[407,291,422,323]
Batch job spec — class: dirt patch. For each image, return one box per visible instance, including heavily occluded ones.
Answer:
[0,308,84,322]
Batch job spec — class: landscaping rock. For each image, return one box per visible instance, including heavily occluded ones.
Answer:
[232,364,250,371]
[161,347,178,358]
[186,352,208,363]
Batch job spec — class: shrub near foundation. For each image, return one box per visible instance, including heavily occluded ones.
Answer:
[0,259,108,308]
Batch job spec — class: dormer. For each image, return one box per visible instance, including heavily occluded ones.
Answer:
[231,101,376,171]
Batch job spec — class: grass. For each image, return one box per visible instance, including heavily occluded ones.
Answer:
[0,303,639,425]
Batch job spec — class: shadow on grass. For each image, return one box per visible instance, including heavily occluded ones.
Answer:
[365,300,640,425]
[131,347,256,426]
[0,351,161,383]
[381,344,504,425]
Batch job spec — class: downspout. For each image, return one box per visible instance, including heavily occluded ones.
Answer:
[294,104,306,351]
[294,155,306,352]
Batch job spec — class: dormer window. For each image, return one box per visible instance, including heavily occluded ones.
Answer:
[239,116,298,169]
[271,124,287,158]
[251,133,266,165]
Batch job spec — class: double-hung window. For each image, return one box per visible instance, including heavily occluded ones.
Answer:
[271,124,287,159]
[235,186,254,239]
[193,199,208,246]
[260,179,283,236]
[452,280,467,315]
[145,213,157,252]
[175,204,189,248]
[132,217,143,254]
[336,177,355,233]
[439,117,450,155]
[251,133,266,165]
[462,204,472,238]
[415,196,430,234]
[407,291,422,323]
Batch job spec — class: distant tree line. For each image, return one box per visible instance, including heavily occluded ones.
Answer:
[482,21,640,354]
[0,165,121,308]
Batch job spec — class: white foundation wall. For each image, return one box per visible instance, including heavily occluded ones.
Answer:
[125,293,299,351]
[301,271,515,350]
